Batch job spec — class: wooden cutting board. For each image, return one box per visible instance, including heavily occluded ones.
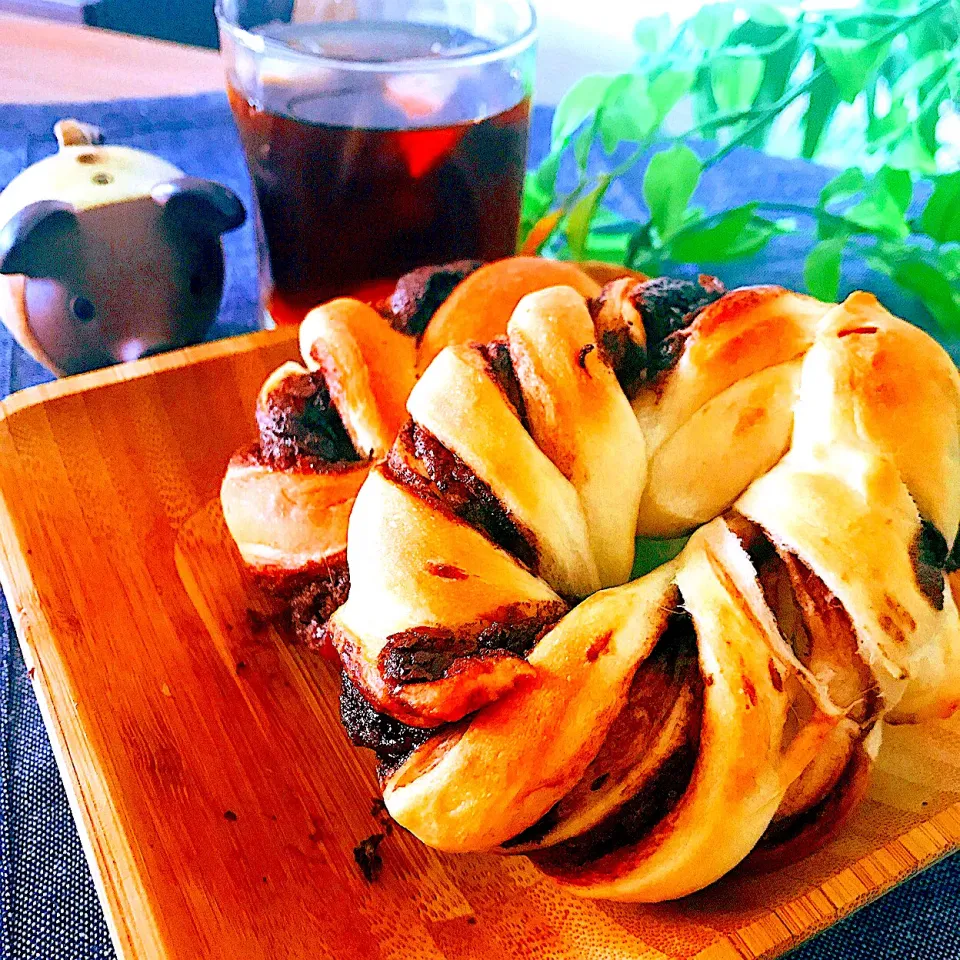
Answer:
[0,327,957,960]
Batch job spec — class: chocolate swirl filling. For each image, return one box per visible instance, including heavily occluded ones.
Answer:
[384,260,483,338]
[379,600,568,685]
[340,672,444,777]
[912,518,949,611]
[591,275,725,396]
[512,611,703,866]
[256,370,360,469]
[386,422,539,572]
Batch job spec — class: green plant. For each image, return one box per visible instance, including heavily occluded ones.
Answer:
[522,0,960,331]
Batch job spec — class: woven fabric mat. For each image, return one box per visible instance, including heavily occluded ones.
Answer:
[0,92,956,960]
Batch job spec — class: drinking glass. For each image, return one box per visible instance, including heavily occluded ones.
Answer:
[217,0,538,326]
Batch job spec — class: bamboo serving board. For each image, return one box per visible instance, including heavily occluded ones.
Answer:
[0,328,958,960]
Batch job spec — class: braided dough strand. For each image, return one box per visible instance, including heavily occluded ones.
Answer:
[223,261,960,901]
[331,281,959,900]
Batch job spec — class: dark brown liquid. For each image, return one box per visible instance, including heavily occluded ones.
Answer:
[228,48,530,324]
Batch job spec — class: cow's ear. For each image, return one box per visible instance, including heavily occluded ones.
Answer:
[152,178,246,236]
[0,201,77,275]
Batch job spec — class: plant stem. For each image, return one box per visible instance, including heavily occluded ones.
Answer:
[702,0,950,169]
[540,0,952,273]
[538,142,652,253]
[624,197,921,270]
[753,201,857,231]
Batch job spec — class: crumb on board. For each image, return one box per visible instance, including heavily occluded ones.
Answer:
[246,608,270,634]
[353,833,385,883]
[370,797,395,836]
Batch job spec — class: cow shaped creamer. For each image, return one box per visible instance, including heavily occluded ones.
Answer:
[0,119,246,376]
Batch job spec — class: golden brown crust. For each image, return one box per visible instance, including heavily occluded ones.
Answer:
[251,549,347,599]
[222,260,960,903]
[747,741,874,871]
[222,257,609,639]
[416,257,602,373]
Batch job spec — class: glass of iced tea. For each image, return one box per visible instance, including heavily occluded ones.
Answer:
[216,0,537,326]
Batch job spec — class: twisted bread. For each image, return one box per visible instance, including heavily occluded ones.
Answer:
[223,261,960,902]
[221,257,602,637]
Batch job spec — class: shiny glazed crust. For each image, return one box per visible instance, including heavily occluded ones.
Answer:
[222,258,960,901]
[221,257,603,582]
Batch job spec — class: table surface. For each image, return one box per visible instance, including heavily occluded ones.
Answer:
[0,13,223,103]
[1,15,959,960]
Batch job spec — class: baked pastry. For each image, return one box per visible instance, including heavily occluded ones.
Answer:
[221,257,604,642]
[223,263,960,901]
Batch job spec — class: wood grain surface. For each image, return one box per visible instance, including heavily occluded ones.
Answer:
[0,14,222,103]
[0,328,957,960]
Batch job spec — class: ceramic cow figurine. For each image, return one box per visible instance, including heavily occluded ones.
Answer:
[0,120,246,375]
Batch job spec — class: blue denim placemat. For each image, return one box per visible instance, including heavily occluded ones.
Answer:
[0,93,956,960]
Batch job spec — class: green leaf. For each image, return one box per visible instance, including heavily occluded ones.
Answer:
[802,53,841,158]
[816,218,846,242]
[917,83,948,156]
[588,206,628,230]
[574,124,594,169]
[711,55,765,113]
[867,97,909,146]
[895,46,954,155]
[890,257,960,333]
[648,68,695,122]
[891,49,952,100]
[632,536,689,580]
[845,192,909,239]
[920,171,960,243]
[521,148,564,236]
[937,248,960,280]
[599,75,658,151]
[728,221,781,259]
[566,177,612,260]
[668,204,776,263]
[585,225,635,263]
[643,145,702,239]
[520,173,549,231]
[599,108,655,151]
[819,167,910,239]
[742,2,791,27]
[625,221,655,269]
[804,236,846,301]
[634,14,671,54]
[692,3,735,49]
[601,72,637,108]
[904,3,954,57]
[819,168,866,209]
[738,27,802,149]
[690,66,721,128]
[867,0,919,10]
[534,148,563,195]
[887,124,938,174]
[551,74,617,146]
[754,27,802,99]
[571,73,638,167]
[877,166,913,215]
[723,31,794,60]
[814,33,892,103]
